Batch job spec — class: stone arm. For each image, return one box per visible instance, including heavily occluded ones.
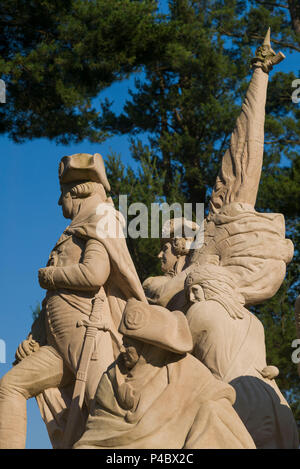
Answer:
[142,269,192,309]
[14,239,111,364]
[209,66,269,214]
[209,32,284,214]
[38,239,110,292]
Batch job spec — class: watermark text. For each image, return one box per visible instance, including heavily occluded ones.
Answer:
[292,79,300,104]
[0,80,6,103]
[291,339,300,364]
[0,339,6,363]
[96,197,204,249]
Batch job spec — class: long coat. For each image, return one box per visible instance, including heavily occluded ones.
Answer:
[32,193,147,448]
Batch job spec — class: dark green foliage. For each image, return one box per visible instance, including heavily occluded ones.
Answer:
[0,0,161,142]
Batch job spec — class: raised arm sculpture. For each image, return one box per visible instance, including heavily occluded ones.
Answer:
[143,28,293,311]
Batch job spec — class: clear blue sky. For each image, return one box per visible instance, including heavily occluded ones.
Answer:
[0,11,299,448]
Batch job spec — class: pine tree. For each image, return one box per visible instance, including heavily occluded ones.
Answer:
[0,0,161,142]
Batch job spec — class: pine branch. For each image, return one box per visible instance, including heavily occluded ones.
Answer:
[254,0,289,9]
[218,28,300,53]
[288,0,300,42]
[265,139,300,144]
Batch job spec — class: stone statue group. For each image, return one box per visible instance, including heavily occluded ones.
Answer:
[0,30,299,449]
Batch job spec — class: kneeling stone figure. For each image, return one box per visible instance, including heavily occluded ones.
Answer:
[74,299,256,449]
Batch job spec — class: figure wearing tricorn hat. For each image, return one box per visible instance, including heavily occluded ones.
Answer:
[0,153,146,449]
[74,299,256,449]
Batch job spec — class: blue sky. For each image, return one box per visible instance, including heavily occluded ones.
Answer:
[0,8,299,448]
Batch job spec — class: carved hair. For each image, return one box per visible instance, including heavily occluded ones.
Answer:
[171,237,192,256]
[69,181,106,199]
[185,264,246,319]
[162,217,199,257]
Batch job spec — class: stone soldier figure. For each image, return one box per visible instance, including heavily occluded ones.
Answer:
[74,298,255,450]
[0,153,146,449]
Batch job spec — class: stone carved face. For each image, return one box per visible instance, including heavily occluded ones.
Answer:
[58,184,81,220]
[158,241,178,274]
[120,337,144,371]
[58,189,73,219]
[188,284,205,303]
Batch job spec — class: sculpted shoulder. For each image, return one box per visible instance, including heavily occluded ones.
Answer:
[186,300,226,323]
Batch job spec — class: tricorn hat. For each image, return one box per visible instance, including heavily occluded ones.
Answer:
[119,298,193,354]
[59,153,111,191]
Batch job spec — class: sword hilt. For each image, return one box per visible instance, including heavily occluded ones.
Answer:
[89,292,106,323]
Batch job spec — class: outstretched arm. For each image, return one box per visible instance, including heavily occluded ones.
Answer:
[209,29,285,214]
